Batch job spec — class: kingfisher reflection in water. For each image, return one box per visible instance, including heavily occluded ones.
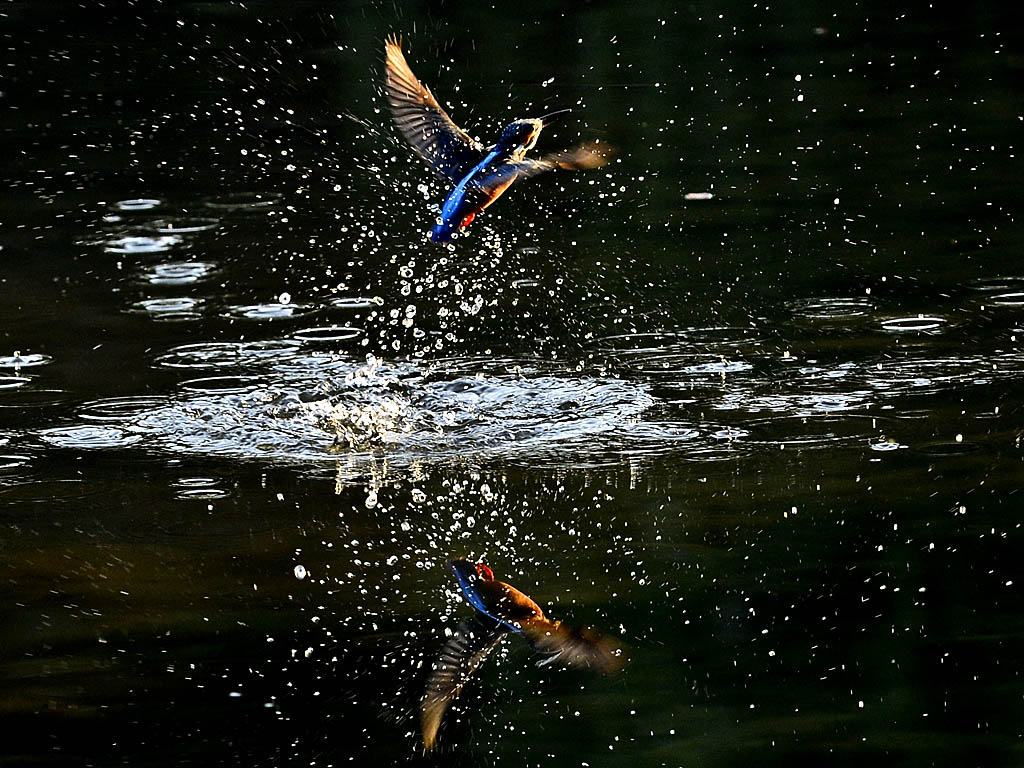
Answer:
[384,36,612,243]
[421,559,624,750]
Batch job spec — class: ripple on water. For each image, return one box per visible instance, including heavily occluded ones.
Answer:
[143,217,220,234]
[292,326,363,342]
[79,395,171,422]
[141,261,215,285]
[594,327,763,351]
[594,331,759,382]
[133,297,203,321]
[180,376,265,394]
[0,376,32,390]
[863,356,994,396]
[0,479,98,504]
[969,276,1024,293]
[114,198,162,211]
[743,414,884,449]
[715,386,874,416]
[880,315,948,333]
[789,296,877,321]
[154,340,303,369]
[0,353,52,369]
[987,292,1024,307]
[202,191,282,210]
[172,477,229,500]
[682,359,754,375]
[0,454,32,471]
[677,326,765,347]
[331,296,383,310]
[914,439,980,457]
[39,425,145,449]
[104,235,182,254]
[225,303,313,321]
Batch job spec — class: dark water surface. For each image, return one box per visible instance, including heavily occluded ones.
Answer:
[3,2,1023,766]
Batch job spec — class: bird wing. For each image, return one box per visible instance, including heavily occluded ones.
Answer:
[518,617,626,674]
[420,616,507,751]
[468,141,613,195]
[535,141,615,173]
[384,36,488,183]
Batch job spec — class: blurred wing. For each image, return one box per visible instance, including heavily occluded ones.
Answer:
[538,141,614,172]
[420,617,507,751]
[384,36,487,182]
[473,141,614,192]
[520,618,626,674]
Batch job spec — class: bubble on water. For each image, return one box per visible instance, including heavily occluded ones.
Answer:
[294,565,307,580]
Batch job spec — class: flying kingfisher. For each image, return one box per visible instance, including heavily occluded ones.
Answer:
[420,559,624,750]
[384,36,611,243]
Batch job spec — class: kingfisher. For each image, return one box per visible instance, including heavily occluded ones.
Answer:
[384,36,611,243]
[420,558,624,750]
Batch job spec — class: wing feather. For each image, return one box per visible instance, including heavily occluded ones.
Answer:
[384,36,487,183]
[468,141,614,196]
[519,617,625,674]
[420,616,507,750]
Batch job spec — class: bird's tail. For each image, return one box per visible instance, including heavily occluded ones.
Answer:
[518,617,626,674]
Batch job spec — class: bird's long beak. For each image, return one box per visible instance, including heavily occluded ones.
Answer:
[539,108,572,126]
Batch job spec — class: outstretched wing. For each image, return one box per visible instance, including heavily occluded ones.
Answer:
[519,617,626,674]
[469,141,614,196]
[420,616,507,750]
[384,36,487,183]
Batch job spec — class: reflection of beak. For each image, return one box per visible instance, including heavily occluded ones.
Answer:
[539,108,572,126]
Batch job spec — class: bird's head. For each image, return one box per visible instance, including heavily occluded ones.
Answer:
[498,119,543,156]
[498,109,571,157]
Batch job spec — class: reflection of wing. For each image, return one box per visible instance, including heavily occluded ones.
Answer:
[384,36,487,183]
[470,141,614,196]
[519,617,626,674]
[420,617,507,751]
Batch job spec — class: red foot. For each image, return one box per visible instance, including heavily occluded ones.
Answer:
[475,563,494,581]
